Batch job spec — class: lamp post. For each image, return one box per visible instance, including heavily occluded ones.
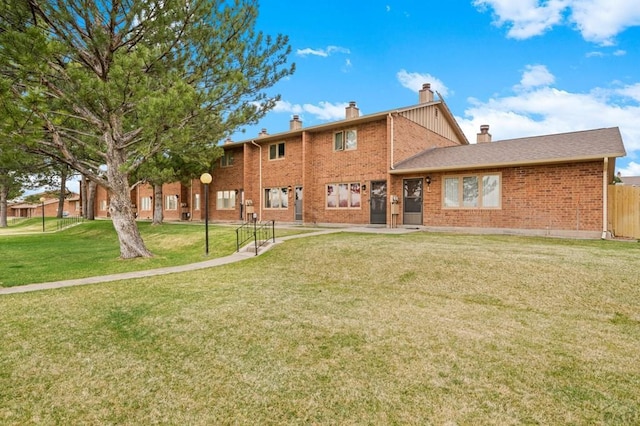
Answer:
[200,173,212,255]
[39,197,45,232]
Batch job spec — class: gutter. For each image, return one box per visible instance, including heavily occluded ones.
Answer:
[250,140,262,221]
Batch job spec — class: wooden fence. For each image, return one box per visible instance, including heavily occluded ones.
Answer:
[608,184,640,239]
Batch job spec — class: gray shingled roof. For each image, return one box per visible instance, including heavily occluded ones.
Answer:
[392,127,626,172]
[621,176,640,186]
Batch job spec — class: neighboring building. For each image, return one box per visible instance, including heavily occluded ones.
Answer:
[620,175,640,186]
[92,83,627,238]
[8,195,82,218]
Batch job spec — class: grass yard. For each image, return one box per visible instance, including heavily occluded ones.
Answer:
[1,232,639,424]
[0,219,305,287]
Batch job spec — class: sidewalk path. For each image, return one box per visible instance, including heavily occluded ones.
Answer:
[0,226,419,295]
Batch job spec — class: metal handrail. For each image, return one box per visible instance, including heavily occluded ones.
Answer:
[236,220,275,255]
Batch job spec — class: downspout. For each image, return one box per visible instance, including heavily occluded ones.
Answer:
[189,180,193,221]
[389,113,395,169]
[602,157,609,239]
[250,140,262,221]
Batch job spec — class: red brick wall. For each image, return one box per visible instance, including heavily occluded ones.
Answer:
[417,161,604,233]
[392,115,459,165]
[211,146,245,221]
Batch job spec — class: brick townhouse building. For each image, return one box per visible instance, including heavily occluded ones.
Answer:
[93,83,627,238]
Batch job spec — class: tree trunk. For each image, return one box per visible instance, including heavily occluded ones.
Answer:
[57,168,67,218]
[0,184,8,228]
[152,183,163,225]
[86,179,96,220]
[106,168,152,259]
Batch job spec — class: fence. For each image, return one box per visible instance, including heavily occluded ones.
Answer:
[236,220,276,255]
[56,215,84,231]
[608,185,640,239]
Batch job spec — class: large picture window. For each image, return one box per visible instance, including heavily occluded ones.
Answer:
[269,142,285,160]
[326,182,361,208]
[334,130,357,151]
[264,187,288,209]
[443,174,501,209]
[216,190,236,210]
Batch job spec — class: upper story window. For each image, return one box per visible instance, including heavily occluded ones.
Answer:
[334,129,357,151]
[269,142,285,160]
[443,173,501,209]
[220,152,234,167]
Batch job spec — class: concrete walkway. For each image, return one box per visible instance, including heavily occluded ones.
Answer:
[0,226,419,295]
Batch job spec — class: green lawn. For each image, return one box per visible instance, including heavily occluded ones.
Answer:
[0,219,304,287]
[1,231,639,424]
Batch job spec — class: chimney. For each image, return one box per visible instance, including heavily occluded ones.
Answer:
[289,114,302,131]
[419,83,434,103]
[477,124,492,143]
[224,137,233,145]
[258,128,268,138]
[345,101,359,119]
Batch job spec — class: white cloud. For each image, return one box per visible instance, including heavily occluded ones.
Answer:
[613,49,627,56]
[296,45,351,57]
[396,70,450,97]
[456,66,640,162]
[517,64,555,89]
[274,100,348,121]
[473,0,640,44]
[618,161,640,176]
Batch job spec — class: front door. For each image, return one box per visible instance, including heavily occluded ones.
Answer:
[403,179,423,225]
[294,186,303,221]
[370,181,387,224]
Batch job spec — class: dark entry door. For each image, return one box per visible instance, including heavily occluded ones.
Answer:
[370,181,387,224]
[294,186,303,221]
[403,179,423,225]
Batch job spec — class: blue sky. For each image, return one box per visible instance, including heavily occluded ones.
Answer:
[231,0,640,176]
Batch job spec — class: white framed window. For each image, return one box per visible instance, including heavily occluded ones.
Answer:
[334,129,357,151]
[269,142,285,160]
[194,193,201,211]
[264,187,288,209]
[220,152,234,167]
[326,182,361,209]
[443,173,501,209]
[99,200,108,211]
[140,196,152,211]
[165,195,178,210]
[216,190,236,210]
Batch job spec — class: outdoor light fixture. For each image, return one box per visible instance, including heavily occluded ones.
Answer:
[200,172,213,255]
[425,176,432,186]
[362,184,367,191]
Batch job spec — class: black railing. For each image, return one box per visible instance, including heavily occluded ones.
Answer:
[56,215,84,231]
[236,220,276,256]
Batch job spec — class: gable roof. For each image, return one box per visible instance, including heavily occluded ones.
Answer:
[231,98,469,146]
[391,127,626,173]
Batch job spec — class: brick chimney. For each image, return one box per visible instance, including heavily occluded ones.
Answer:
[345,101,359,119]
[258,128,268,138]
[224,137,233,145]
[477,124,492,143]
[419,83,434,103]
[289,114,302,131]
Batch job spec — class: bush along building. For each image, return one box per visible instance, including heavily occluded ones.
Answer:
[94,83,627,238]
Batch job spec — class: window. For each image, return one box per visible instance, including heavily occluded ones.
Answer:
[165,195,178,210]
[141,196,152,211]
[326,182,361,208]
[99,200,108,211]
[269,142,285,160]
[216,190,236,210]
[194,193,201,211]
[443,174,501,209]
[264,187,288,209]
[220,151,234,167]
[334,129,357,151]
